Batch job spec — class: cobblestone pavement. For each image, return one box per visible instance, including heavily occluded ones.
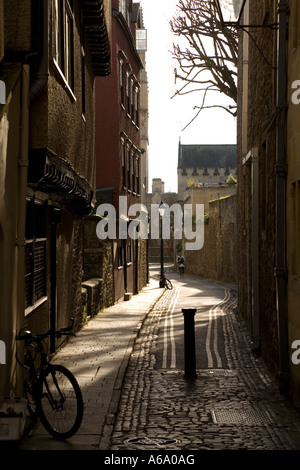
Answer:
[110,278,300,451]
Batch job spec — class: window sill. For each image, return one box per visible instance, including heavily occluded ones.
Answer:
[52,59,77,102]
[25,296,47,316]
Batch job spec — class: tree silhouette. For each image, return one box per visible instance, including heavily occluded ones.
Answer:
[170,0,238,129]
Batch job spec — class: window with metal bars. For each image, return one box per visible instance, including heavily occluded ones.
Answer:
[25,201,47,310]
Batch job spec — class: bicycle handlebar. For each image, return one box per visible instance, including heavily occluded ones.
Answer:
[16,318,75,342]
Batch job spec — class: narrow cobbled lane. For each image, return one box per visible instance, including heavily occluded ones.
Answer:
[110,273,300,451]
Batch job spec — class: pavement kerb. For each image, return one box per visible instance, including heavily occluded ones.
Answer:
[98,280,167,449]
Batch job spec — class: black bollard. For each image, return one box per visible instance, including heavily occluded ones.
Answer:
[182,308,197,378]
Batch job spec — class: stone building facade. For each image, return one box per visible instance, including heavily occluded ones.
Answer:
[236,0,300,405]
[0,0,111,400]
[184,194,237,285]
[237,1,279,376]
[146,179,178,264]
[183,183,237,213]
[286,0,300,407]
[177,142,237,201]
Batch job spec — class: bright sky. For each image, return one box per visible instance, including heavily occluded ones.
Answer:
[135,0,237,193]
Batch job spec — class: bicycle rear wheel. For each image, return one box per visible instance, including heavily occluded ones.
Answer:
[37,364,83,439]
[164,277,173,289]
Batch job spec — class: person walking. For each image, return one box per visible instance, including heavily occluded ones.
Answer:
[176,253,185,277]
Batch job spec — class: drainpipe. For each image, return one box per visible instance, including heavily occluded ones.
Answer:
[29,0,49,104]
[15,1,49,394]
[275,0,289,394]
[49,207,61,354]
[251,148,260,350]
[15,64,30,396]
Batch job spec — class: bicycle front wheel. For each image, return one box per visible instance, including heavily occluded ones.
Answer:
[164,278,173,290]
[37,364,83,440]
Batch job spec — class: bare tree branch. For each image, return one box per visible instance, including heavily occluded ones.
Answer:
[170,0,238,122]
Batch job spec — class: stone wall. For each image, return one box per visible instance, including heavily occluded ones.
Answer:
[83,216,114,311]
[146,180,179,264]
[138,237,148,291]
[236,0,279,377]
[184,195,237,284]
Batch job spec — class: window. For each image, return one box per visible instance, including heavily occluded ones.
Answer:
[118,245,123,268]
[121,137,126,187]
[136,29,147,52]
[132,150,135,193]
[127,144,131,190]
[136,155,140,194]
[25,201,47,309]
[135,86,139,127]
[53,0,74,90]
[120,59,124,106]
[127,242,132,264]
[131,78,134,118]
[119,0,126,18]
[126,70,130,115]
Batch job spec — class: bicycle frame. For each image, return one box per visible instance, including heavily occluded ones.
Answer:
[16,319,75,398]
[43,368,66,412]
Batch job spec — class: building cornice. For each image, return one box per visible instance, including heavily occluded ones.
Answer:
[112,7,144,70]
[80,0,111,76]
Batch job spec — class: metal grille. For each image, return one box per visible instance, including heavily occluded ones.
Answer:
[25,243,33,308]
[25,239,46,308]
[211,407,272,426]
[126,437,178,447]
[34,240,46,300]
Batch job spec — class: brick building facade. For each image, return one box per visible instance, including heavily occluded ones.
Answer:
[94,0,148,302]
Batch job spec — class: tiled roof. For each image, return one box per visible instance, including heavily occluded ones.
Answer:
[178,144,236,170]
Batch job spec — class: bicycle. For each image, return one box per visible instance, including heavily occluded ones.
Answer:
[160,273,173,290]
[16,318,84,440]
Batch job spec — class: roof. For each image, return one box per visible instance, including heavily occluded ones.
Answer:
[178,144,237,170]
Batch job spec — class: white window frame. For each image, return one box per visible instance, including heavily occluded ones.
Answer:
[53,0,75,92]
